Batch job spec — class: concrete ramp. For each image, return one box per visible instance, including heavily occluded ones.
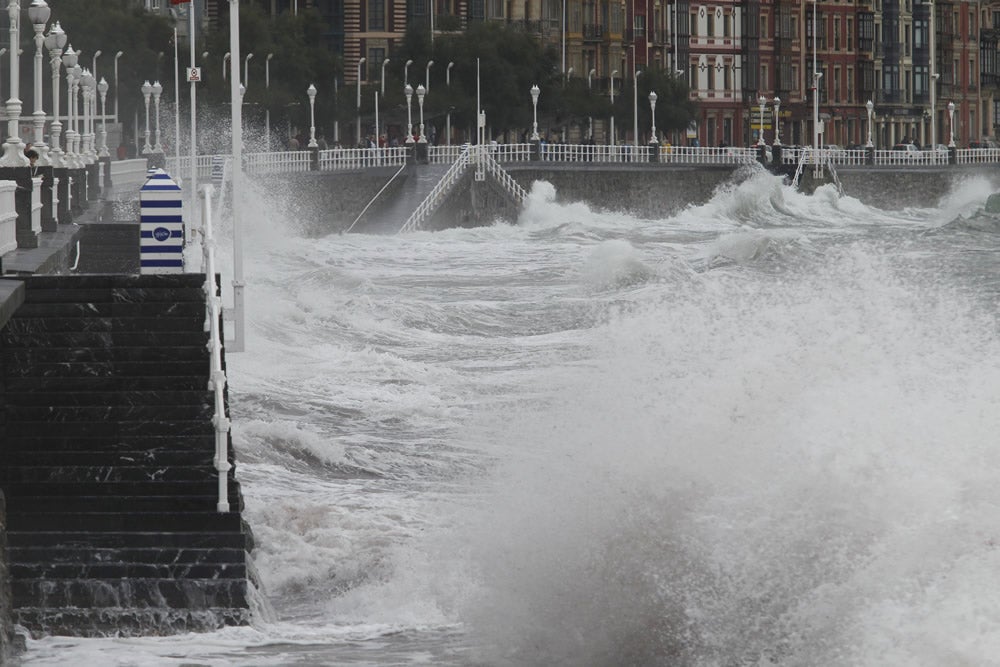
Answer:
[349,164,453,234]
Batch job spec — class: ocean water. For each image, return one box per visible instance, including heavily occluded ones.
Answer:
[19,166,1000,666]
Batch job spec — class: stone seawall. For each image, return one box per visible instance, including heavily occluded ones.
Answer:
[0,491,16,665]
[252,163,1000,235]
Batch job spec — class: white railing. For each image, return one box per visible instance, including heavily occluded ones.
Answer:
[318,146,408,170]
[398,146,472,234]
[109,158,151,196]
[245,150,312,174]
[482,149,528,203]
[429,145,465,164]
[199,183,232,514]
[0,181,16,255]
[344,163,407,233]
[957,147,1000,165]
[30,176,42,236]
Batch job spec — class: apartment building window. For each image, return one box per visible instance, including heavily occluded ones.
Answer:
[635,14,646,37]
[725,63,732,90]
[691,11,698,36]
[571,2,581,30]
[791,17,797,38]
[368,0,385,30]
[725,11,732,37]
[834,17,840,50]
[707,8,714,37]
[914,17,926,48]
[847,66,854,102]
[847,17,853,48]
[834,66,840,101]
[544,0,560,29]
[488,0,503,18]
[760,15,767,39]
[970,58,976,85]
[904,23,911,57]
[368,47,385,80]
[970,11,976,39]
[761,64,768,90]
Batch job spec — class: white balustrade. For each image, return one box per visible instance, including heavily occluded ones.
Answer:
[0,181,16,255]
[30,176,42,236]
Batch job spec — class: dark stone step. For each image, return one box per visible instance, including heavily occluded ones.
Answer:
[4,359,211,378]
[9,546,246,566]
[12,577,248,609]
[0,465,220,484]
[2,389,213,407]
[5,494,236,513]
[3,345,210,364]
[3,316,205,334]
[0,330,210,349]
[5,419,213,437]
[2,451,216,468]
[7,511,244,533]
[14,605,249,638]
[14,301,206,319]
[4,375,209,392]
[7,530,247,550]
[19,286,207,305]
[15,273,210,290]
[11,562,247,580]
[5,402,214,423]
[1,480,241,499]
[0,433,220,452]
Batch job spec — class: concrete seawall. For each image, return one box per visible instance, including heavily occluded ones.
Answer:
[251,163,1000,234]
[1,491,16,664]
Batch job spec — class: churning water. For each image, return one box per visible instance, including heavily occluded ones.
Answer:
[20,166,1000,666]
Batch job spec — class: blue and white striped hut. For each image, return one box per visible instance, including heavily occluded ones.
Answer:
[139,168,184,274]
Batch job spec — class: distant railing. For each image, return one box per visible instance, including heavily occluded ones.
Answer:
[109,158,151,195]
[0,181,16,255]
[399,145,472,233]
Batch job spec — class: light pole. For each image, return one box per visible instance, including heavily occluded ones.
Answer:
[307,84,317,148]
[81,68,95,162]
[811,0,822,175]
[609,69,618,146]
[44,22,65,166]
[243,52,253,88]
[633,69,640,156]
[152,80,163,154]
[62,47,78,165]
[1,0,29,166]
[404,83,414,144]
[223,52,230,80]
[98,77,108,157]
[587,68,596,140]
[380,57,390,95]
[113,50,123,124]
[773,96,781,145]
[758,95,766,145]
[265,53,273,150]
[948,101,956,148]
[446,61,454,146]
[404,59,412,87]
[355,56,365,146]
[141,80,152,155]
[417,83,426,143]
[91,48,101,87]
[648,90,657,145]
[929,0,937,149]
[425,60,433,93]
[866,99,874,148]
[29,0,51,165]
[530,84,540,140]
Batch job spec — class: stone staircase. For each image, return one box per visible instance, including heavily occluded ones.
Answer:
[0,273,252,637]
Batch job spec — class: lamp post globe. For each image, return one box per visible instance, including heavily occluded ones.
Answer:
[416,84,426,144]
[141,79,153,155]
[530,84,540,141]
[152,80,163,154]
[307,83,318,148]
[97,77,109,157]
[355,57,365,146]
[648,90,657,144]
[404,83,414,144]
[773,96,781,145]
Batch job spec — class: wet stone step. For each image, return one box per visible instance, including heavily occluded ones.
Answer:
[5,403,215,422]
[11,577,249,610]
[3,346,210,364]
[0,433,220,452]
[13,606,250,638]
[5,360,212,379]
[6,530,248,550]
[4,375,210,392]
[5,419,214,437]
[2,450,216,467]
[9,546,247,566]
[0,331,210,349]
[7,511,245,533]
[0,465,219,484]
[19,273,209,291]
[2,389,214,407]
[3,316,205,334]
[6,494,236,513]
[1,480,242,499]
[11,562,247,580]
[14,301,207,319]
[19,286,208,304]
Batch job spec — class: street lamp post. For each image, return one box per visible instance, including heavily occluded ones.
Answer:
[530,84,540,140]
[44,21,65,167]
[632,69,640,158]
[98,77,109,157]
[446,61,454,146]
[114,50,123,124]
[758,95,766,145]
[866,99,874,148]
[417,84,426,143]
[141,80,152,155]
[29,0,51,165]
[929,0,937,149]
[587,68,596,141]
[404,59,412,87]
[648,90,657,143]
[1,0,29,165]
[948,101,956,148]
[265,53,273,150]
[356,57,366,147]
[811,0,822,176]
[307,84,317,148]
[609,69,618,146]
[81,68,95,162]
[243,52,253,88]
[773,96,781,145]
[152,80,163,154]
[62,47,78,165]
[380,57,390,95]
[404,83,414,145]
[223,52,230,80]
[425,60,433,93]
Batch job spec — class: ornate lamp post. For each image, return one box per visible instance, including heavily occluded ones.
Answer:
[71,63,82,162]
[648,90,657,145]
[866,100,874,148]
[404,59,412,87]
[307,84,318,148]
[81,68,95,163]
[113,50,123,124]
[61,47,78,165]
[97,77,108,157]
[404,83,414,145]
[425,60,433,93]
[948,101,956,148]
[380,57,390,95]
[446,61,454,146]
[609,69,617,146]
[530,84,540,141]
[29,0,51,165]
[1,0,29,165]
[141,80,153,155]
[243,52,253,88]
[44,21,65,167]
[773,96,781,145]
[152,80,163,154]
[758,95,767,145]
[587,68,596,141]
[416,83,426,143]
[355,56,365,147]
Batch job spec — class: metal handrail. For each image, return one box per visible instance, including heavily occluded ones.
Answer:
[345,162,406,233]
[482,149,528,203]
[399,146,472,233]
[199,183,232,513]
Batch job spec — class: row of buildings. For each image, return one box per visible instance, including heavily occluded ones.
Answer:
[157,0,1000,149]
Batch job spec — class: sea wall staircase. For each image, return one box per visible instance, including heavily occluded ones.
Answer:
[0,273,251,637]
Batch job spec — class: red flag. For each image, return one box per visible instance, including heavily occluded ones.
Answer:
[170,0,191,4]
